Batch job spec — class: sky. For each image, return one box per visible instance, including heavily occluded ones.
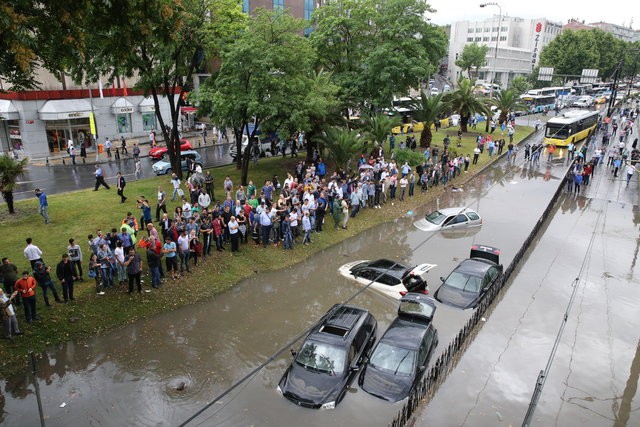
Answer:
[426,0,638,30]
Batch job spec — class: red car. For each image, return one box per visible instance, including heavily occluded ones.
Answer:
[148,139,192,159]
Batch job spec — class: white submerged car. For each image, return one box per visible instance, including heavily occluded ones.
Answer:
[338,259,437,300]
[414,207,482,232]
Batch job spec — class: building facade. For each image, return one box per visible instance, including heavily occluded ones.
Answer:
[447,16,563,88]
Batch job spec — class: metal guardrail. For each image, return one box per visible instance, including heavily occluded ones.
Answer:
[388,133,569,427]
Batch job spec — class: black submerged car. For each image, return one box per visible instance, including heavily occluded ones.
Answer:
[434,245,503,309]
[359,293,439,402]
[277,304,377,409]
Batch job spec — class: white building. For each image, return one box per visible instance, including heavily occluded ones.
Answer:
[0,69,177,159]
[447,16,563,88]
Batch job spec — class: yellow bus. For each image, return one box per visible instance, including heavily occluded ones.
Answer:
[544,109,600,147]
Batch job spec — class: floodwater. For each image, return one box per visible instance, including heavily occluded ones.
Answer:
[0,131,596,426]
[414,146,640,426]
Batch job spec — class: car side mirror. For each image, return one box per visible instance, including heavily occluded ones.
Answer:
[440,277,445,282]
[290,349,297,358]
[419,366,426,372]
[350,365,360,372]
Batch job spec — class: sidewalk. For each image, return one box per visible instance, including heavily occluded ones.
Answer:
[27,131,223,167]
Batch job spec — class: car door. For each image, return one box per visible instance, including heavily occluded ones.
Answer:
[443,214,468,229]
[353,268,375,286]
[414,327,435,387]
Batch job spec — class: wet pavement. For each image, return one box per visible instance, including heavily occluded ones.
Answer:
[8,139,234,202]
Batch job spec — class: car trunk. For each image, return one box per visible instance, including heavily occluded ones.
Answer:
[469,245,500,265]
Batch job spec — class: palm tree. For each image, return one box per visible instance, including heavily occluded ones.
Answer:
[0,155,28,214]
[359,113,401,147]
[443,78,490,132]
[410,92,448,148]
[316,127,367,175]
[489,88,528,124]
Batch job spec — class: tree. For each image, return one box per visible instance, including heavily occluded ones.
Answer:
[410,92,448,148]
[197,9,317,185]
[455,43,489,79]
[62,0,246,179]
[509,76,531,95]
[489,88,527,124]
[0,155,27,214]
[310,0,447,112]
[443,78,490,132]
[359,113,401,147]
[316,127,367,175]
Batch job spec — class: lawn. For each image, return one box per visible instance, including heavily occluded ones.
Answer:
[0,124,533,375]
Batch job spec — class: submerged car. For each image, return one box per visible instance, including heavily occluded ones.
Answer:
[148,138,191,159]
[338,259,437,299]
[434,245,503,309]
[414,207,482,232]
[359,293,438,402]
[152,150,203,175]
[277,304,377,409]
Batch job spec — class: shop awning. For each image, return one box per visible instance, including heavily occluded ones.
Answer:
[111,97,136,114]
[181,106,197,113]
[139,96,156,113]
[0,100,19,120]
[39,99,92,120]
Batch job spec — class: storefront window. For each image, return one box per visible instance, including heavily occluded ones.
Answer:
[142,113,156,131]
[45,119,90,152]
[116,113,132,134]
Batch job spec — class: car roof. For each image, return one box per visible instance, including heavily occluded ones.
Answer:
[454,258,495,276]
[433,207,477,216]
[311,304,370,344]
[356,259,409,279]
[378,318,429,350]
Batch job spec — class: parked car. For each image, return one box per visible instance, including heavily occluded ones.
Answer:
[414,207,482,232]
[449,114,460,127]
[277,304,377,409]
[391,120,425,135]
[359,293,439,402]
[148,138,192,159]
[152,150,203,175]
[434,245,503,310]
[430,87,440,96]
[338,259,437,299]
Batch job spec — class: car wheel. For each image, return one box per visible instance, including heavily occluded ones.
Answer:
[165,168,173,175]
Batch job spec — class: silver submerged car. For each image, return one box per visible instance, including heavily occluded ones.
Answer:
[413,207,482,232]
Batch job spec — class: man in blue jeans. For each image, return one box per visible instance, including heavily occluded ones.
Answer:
[177,230,191,273]
[32,262,62,306]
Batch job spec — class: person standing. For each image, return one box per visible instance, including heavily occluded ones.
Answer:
[34,188,50,224]
[162,237,179,279]
[68,144,77,165]
[204,171,215,200]
[228,216,240,252]
[124,248,142,294]
[472,146,481,165]
[146,245,162,289]
[67,238,84,281]
[177,229,191,273]
[56,253,76,303]
[94,165,110,190]
[116,171,127,203]
[170,173,181,201]
[23,237,44,269]
[32,261,62,306]
[626,163,635,186]
[120,136,128,155]
[104,137,112,158]
[156,186,167,222]
[0,258,19,305]
[14,271,40,323]
[0,289,21,340]
[133,143,140,162]
[134,159,142,180]
[302,211,312,245]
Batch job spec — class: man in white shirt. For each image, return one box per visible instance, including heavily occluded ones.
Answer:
[198,191,211,209]
[23,238,44,269]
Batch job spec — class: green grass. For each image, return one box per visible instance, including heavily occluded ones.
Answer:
[0,125,533,376]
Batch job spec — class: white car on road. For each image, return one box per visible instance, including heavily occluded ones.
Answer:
[414,207,482,231]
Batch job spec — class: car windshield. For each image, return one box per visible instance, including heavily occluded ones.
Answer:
[444,271,481,293]
[295,341,346,375]
[425,210,447,225]
[370,342,415,376]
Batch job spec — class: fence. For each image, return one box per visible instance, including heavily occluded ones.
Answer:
[388,139,569,427]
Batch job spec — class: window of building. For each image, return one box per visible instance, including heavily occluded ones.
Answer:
[501,26,508,32]
[467,37,474,42]
[483,37,489,41]
[475,37,481,42]
[468,28,474,33]
[242,0,249,13]
[500,36,507,41]
[116,113,132,134]
[273,0,284,10]
[491,36,496,41]
[142,113,156,131]
[484,27,490,32]
[303,0,314,35]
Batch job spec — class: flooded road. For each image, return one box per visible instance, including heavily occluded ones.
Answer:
[414,148,640,426]
[0,131,590,426]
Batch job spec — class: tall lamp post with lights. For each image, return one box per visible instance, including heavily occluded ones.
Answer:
[479,2,502,98]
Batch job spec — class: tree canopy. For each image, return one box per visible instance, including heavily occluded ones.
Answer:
[310,0,447,112]
[455,43,489,79]
[444,78,490,132]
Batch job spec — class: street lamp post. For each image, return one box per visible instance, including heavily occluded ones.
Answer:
[480,2,502,98]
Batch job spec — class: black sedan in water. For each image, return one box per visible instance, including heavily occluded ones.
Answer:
[359,294,439,402]
[434,245,503,309]
[277,304,377,409]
